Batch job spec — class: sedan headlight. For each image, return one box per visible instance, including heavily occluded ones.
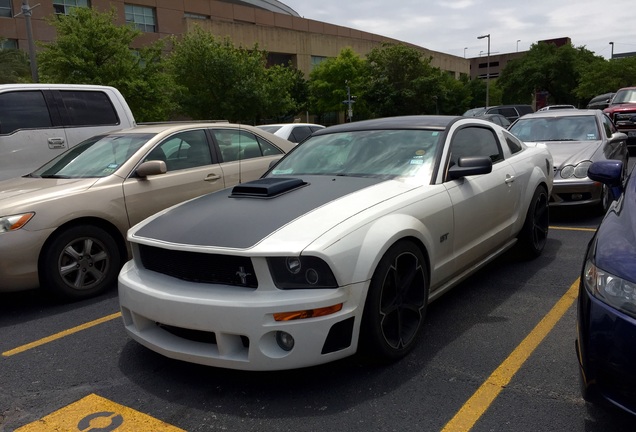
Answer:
[0,213,35,233]
[560,161,592,179]
[267,256,338,289]
[584,260,636,319]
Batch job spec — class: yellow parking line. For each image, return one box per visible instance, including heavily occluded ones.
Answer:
[441,279,579,432]
[2,312,122,357]
[550,225,597,232]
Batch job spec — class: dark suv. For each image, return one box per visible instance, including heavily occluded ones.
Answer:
[463,104,534,123]
[604,87,636,146]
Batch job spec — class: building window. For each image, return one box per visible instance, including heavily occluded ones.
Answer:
[0,0,12,18]
[53,0,90,15]
[0,39,18,49]
[184,12,209,20]
[311,56,327,71]
[125,4,156,32]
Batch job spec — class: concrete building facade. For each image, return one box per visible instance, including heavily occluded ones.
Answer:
[1,0,470,79]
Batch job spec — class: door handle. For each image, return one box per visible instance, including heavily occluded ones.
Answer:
[204,173,222,182]
[505,175,515,184]
[47,137,66,149]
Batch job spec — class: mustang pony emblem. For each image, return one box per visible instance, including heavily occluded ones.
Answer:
[236,267,252,285]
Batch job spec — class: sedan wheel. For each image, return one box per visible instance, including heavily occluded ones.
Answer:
[360,240,429,362]
[518,186,549,258]
[41,225,121,300]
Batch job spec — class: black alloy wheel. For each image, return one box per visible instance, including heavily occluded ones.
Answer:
[360,240,429,362]
[518,186,549,258]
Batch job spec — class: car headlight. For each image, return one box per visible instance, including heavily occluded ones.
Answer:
[267,256,338,289]
[583,260,636,319]
[559,161,592,179]
[0,213,35,234]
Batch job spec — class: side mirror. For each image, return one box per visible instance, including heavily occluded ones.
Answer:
[588,160,624,200]
[136,160,167,177]
[610,132,628,142]
[448,156,493,180]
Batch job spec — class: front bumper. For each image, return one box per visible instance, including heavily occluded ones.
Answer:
[577,279,636,415]
[118,260,367,371]
[0,227,53,292]
[550,178,603,207]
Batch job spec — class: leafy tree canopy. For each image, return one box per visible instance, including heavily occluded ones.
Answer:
[37,7,174,121]
[0,38,31,84]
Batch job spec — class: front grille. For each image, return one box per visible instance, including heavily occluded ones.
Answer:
[139,244,258,288]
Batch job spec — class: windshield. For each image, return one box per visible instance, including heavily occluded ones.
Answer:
[269,129,441,182]
[464,108,486,117]
[612,89,636,104]
[31,133,155,178]
[509,115,599,142]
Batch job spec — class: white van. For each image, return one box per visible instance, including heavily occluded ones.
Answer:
[0,84,136,181]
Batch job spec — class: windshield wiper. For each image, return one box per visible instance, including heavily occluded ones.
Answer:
[39,174,72,179]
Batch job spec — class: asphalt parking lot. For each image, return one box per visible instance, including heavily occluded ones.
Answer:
[2,202,636,431]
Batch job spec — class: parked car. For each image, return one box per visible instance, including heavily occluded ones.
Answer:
[577,159,636,416]
[256,123,325,144]
[0,123,295,300]
[538,104,576,111]
[474,113,511,128]
[118,115,553,371]
[0,84,136,181]
[463,105,534,123]
[509,109,629,212]
[604,87,636,146]
[587,92,615,110]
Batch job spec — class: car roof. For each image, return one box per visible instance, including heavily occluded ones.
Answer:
[313,115,460,134]
[257,123,324,128]
[515,109,599,119]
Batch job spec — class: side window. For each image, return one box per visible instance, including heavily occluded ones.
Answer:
[449,126,503,167]
[602,114,616,137]
[289,126,312,143]
[58,91,119,126]
[0,91,52,134]
[499,107,517,119]
[213,130,267,162]
[147,129,211,171]
[503,131,523,154]
[257,136,283,156]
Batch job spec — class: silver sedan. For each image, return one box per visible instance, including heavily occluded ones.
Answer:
[509,109,629,212]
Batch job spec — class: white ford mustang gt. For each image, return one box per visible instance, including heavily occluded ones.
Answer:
[119,115,554,371]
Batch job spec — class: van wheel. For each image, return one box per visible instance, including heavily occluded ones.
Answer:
[41,225,120,300]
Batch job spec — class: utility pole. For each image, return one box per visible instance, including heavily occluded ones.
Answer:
[15,0,40,82]
[343,81,356,122]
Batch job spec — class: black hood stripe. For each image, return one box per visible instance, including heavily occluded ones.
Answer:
[133,175,386,249]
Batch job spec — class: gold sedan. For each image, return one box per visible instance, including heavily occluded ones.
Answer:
[0,122,295,300]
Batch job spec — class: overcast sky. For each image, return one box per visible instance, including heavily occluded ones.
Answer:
[283,0,636,60]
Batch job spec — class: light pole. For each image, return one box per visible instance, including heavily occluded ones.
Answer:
[14,0,40,82]
[609,41,614,59]
[516,39,520,52]
[478,33,490,108]
[464,47,467,58]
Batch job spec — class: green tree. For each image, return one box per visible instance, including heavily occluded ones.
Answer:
[363,43,444,117]
[498,42,604,106]
[169,26,298,123]
[260,64,309,122]
[37,7,174,121]
[576,56,636,102]
[0,39,31,83]
[308,48,368,121]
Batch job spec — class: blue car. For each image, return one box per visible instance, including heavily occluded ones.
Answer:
[577,159,636,415]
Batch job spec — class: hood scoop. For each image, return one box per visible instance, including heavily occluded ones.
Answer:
[230,177,307,198]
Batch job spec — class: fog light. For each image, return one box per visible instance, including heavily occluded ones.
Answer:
[276,331,295,351]
[572,193,583,201]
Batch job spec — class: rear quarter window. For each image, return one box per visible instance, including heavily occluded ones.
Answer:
[58,90,120,127]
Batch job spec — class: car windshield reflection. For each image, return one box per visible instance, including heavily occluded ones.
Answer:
[509,116,599,142]
[269,130,441,182]
[31,133,156,178]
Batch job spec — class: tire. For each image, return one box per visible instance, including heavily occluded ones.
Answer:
[40,225,121,300]
[359,240,429,362]
[518,186,549,259]
[597,184,612,215]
